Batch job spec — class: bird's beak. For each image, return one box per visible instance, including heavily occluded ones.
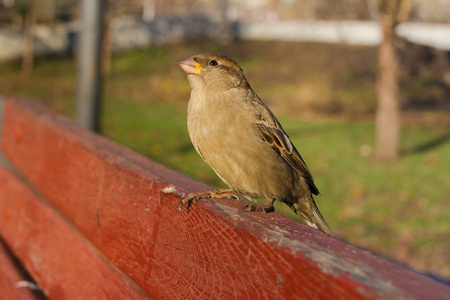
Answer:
[178,57,203,75]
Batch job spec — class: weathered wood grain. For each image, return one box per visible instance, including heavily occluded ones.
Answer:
[0,167,150,300]
[1,97,449,299]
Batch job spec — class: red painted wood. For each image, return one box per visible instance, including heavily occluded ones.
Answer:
[0,168,150,300]
[0,241,41,300]
[1,97,450,299]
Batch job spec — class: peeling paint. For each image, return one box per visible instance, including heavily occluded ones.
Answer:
[161,185,177,194]
[15,281,41,291]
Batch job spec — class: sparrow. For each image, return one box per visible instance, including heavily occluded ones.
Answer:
[178,54,332,235]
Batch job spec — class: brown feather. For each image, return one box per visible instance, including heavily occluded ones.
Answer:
[179,53,330,234]
[250,94,319,195]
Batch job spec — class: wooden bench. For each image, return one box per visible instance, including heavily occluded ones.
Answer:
[0,97,449,299]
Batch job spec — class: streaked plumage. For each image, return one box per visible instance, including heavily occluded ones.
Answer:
[178,54,332,235]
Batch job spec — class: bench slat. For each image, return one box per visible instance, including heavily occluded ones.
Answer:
[0,241,43,300]
[1,97,449,299]
[0,167,150,299]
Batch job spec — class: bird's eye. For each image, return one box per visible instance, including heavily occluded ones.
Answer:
[209,60,218,66]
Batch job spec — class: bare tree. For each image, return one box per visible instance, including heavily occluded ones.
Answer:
[374,0,406,161]
[143,0,156,21]
[21,0,36,77]
[102,0,113,75]
[100,0,143,75]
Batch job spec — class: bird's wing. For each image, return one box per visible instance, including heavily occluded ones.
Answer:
[250,94,319,195]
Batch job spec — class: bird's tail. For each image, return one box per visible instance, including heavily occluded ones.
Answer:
[291,196,332,236]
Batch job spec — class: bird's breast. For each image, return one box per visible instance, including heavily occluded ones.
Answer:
[187,89,250,143]
[186,90,294,199]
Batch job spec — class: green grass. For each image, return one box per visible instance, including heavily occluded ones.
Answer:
[1,41,449,281]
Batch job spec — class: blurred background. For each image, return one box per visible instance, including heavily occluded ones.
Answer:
[0,0,449,283]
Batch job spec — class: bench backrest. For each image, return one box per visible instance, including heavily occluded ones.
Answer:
[0,97,449,299]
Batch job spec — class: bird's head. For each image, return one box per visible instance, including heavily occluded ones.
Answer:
[178,54,248,92]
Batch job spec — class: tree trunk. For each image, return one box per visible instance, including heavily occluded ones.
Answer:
[143,0,155,21]
[375,1,401,161]
[101,18,112,75]
[22,0,36,77]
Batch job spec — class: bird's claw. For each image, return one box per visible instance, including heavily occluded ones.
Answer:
[239,204,254,213]
[178,189,239,214]
[177,199,186,212]
[178,194,200,214]
[239,203,275,214]
[230,194,239,200]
